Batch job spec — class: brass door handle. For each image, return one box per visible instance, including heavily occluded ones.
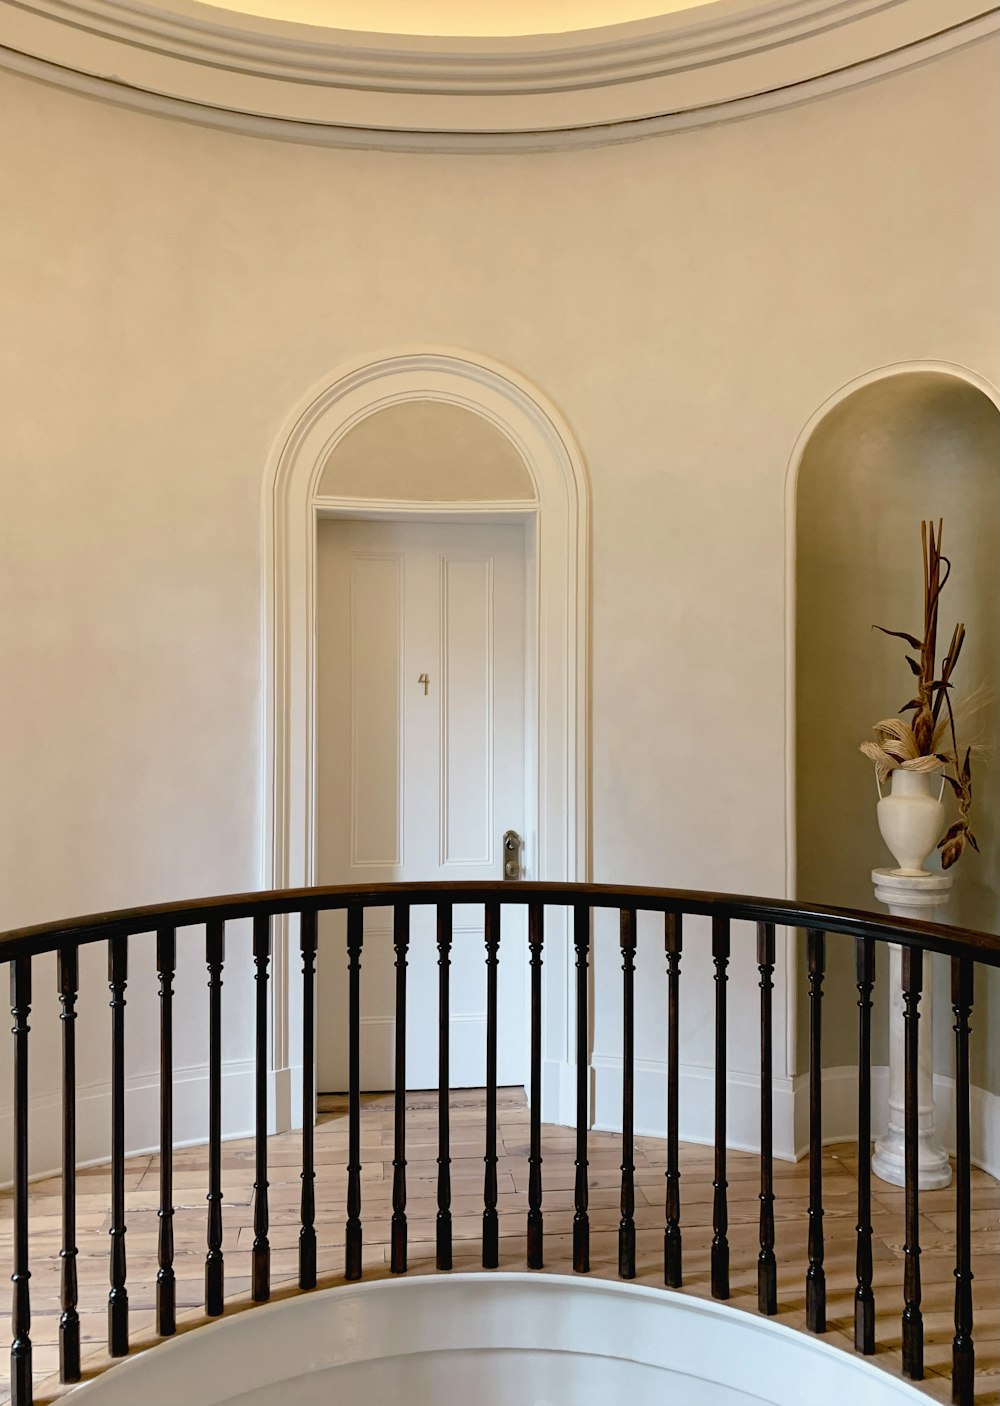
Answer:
[503,830,523,881]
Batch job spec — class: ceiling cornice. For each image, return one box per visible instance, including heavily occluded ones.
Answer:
[0,0,997,148]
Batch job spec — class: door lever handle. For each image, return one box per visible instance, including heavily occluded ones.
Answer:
[502,830,523,881]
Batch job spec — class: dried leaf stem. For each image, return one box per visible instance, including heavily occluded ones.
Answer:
[860,520,978,869]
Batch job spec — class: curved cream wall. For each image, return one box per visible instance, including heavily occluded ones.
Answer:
[0,34,997,1167]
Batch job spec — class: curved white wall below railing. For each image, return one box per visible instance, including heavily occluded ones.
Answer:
[71,1273,928,1406]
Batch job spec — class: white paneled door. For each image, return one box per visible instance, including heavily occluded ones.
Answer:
[316,518,527,1092]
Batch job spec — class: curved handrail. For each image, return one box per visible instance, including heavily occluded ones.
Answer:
[0,879,991,1406]
[2,879,999,963]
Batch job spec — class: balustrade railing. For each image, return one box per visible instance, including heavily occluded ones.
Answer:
[1,880,997,1406]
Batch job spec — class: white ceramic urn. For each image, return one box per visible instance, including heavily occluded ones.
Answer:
[876,769,946,876]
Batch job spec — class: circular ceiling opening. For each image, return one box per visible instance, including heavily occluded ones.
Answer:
[199,0,720,35]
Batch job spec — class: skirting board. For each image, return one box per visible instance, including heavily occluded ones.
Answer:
[5,1059,998,1188]
[0,1060,257,1189]
[591,1054,812,1163]
[928,1071,1000,1181]
[590,1055,1000,1177]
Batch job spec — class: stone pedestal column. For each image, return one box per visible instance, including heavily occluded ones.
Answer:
[871,867,952,1190]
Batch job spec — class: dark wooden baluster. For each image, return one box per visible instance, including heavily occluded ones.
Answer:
[664,912,682,1289]
[108,935,129,1357]
[806,929,826,1333]
[901,944,924,1380]
[299,911,318,1289]
[757,922,777,1315]
[951,956,975,1405]
[854,935,876,1354]
[345,905,364,1280]
[390,904,408,1275]
[619,907,637,1280]
[711,915,730,1300]
[573,903,590,1274]
[57,945,80,1382]
[527,900,544,1269]
[483,898,500,1269]
[252,913,271,1302]
[10,957,32,1406]
[204,919,225,1316]
[436,903,453,1271]
[156,928,177,1336]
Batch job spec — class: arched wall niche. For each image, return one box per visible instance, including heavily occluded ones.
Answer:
[789,362,1000,1154]
[262,347,591,1130]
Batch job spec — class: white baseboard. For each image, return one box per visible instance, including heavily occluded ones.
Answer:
[592,1054,807,1163]
[590,1055,1000,1178]
[929,1073,1000,1179]
[788,1065,1000,1176]
[6,1057,998,1187]
[787,1063,891,1161]
[591,1055,887,1163]
[0,1060,256,1188]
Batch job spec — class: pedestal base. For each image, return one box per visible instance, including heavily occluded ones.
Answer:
[872,1126,952,1190]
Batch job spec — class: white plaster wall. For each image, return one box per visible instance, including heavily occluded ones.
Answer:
[0,35,998,1171]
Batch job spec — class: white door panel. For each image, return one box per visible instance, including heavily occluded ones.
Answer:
[317,519,527,1092]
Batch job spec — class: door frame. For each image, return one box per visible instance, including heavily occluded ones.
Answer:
[261,347,591,1131]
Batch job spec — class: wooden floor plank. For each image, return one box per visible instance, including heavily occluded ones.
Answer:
[0,1088,996,1404]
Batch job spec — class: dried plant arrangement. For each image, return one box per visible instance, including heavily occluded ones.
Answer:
[860,519,979,869]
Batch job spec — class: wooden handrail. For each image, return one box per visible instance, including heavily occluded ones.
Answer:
[3,879,1000,963]
[1,879,991,1406]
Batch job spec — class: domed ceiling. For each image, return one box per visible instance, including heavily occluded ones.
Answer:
[200,0,717,36]
[0,0,992,147]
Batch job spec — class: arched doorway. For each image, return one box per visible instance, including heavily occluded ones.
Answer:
[262,348,591,1129]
